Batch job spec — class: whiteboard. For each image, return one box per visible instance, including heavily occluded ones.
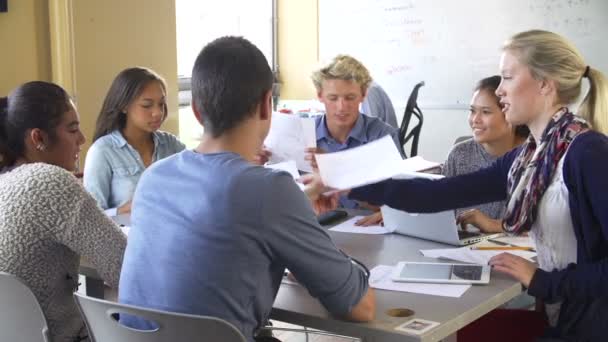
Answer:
[319,0,608,109]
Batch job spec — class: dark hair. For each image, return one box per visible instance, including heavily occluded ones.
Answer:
[93,67,168,142]
[475,75,530,138]
[191,36,273,137]
[0,82,71,168]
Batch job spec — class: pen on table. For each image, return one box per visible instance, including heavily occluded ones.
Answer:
[486,239,536,252]
[470,246,535,251]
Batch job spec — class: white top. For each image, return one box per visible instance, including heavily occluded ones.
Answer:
[529,151,578,326]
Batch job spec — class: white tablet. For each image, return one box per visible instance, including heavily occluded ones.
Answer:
[392,261,491,285]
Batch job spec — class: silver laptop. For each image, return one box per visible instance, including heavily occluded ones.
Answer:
[381,206,502,246]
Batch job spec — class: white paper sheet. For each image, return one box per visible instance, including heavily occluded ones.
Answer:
[369,265,471,298]
[393,170,445,180]
[315,135,404,189]
[265,160,305,190]
[420,246,537,265]
[400,156,441,173]
[111,214,131,226]
[266,160,300,179]
[489,236,536,249]
[329,216,392,235]
[264,112,316,172]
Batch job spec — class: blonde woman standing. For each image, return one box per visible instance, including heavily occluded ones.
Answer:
[347,30,608,341]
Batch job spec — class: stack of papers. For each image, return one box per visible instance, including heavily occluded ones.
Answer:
[315,136,442,189]
[369,265,471,298]
[329,216,392,235]
[264,112,316,172]
[420,246,537,265]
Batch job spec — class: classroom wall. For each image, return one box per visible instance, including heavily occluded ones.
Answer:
[277,0,318,100]
[277,0,470,161]
[1,0,465,162]
[0,0,51,95]
[0,0,179,163]
[71,0,179,159]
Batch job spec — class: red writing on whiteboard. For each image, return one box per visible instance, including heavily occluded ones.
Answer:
[387,65,412,75]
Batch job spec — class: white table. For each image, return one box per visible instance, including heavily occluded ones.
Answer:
[270,214,523,342]
[79,212,522,341]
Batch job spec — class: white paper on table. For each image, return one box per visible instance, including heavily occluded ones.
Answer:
[265,160,305,191]
[369,265,471,298]
[420,246,537,265]
[329,216,392,235]
[315,135,404,190]
[264,112,316,172]
[400,156,441,173]
[490,236,536,249]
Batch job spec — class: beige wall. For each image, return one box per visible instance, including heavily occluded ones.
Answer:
[278,0,319,100]
[71,0,179,156]
[0,0,51,95]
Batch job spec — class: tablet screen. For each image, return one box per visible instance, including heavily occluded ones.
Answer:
[399,263,483,281]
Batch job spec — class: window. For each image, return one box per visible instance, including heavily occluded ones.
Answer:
[176,0,273,79]
[175,0,274,147]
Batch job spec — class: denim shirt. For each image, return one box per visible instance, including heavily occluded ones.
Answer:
[83,130,185,215]
[315,113,403,208]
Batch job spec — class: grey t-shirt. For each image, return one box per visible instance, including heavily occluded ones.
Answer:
[442,139,506,219]
[119,150,368,341]
[361,82,399,129]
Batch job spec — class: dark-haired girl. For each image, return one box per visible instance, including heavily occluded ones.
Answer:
[84,67,185,215]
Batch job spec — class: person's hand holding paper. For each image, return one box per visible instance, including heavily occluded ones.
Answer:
[314,135,405,190]
[304,147,326,171]
[299,173,340,215]
[252,145,272,165]
[264,112,316,172]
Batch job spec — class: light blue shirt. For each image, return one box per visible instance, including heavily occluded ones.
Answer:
[315,113,404,208]
[119,151,368,341]
[83,130,185,215]
[361,82,399,129]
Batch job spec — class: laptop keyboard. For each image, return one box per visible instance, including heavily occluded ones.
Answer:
[458,230,481,239]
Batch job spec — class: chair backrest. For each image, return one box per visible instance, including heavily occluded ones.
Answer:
[74,292,247,342]
[399,81,425,157]
[0,272,51,342]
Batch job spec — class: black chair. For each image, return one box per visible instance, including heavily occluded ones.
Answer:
[399,81,425,157]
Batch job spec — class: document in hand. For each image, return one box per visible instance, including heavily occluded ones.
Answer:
[264,112,316,172]
[315,135,404,190]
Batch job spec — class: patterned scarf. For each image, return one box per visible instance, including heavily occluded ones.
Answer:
[503,108,589,234]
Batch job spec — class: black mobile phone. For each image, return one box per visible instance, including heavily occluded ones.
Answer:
[317,210,348,226]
